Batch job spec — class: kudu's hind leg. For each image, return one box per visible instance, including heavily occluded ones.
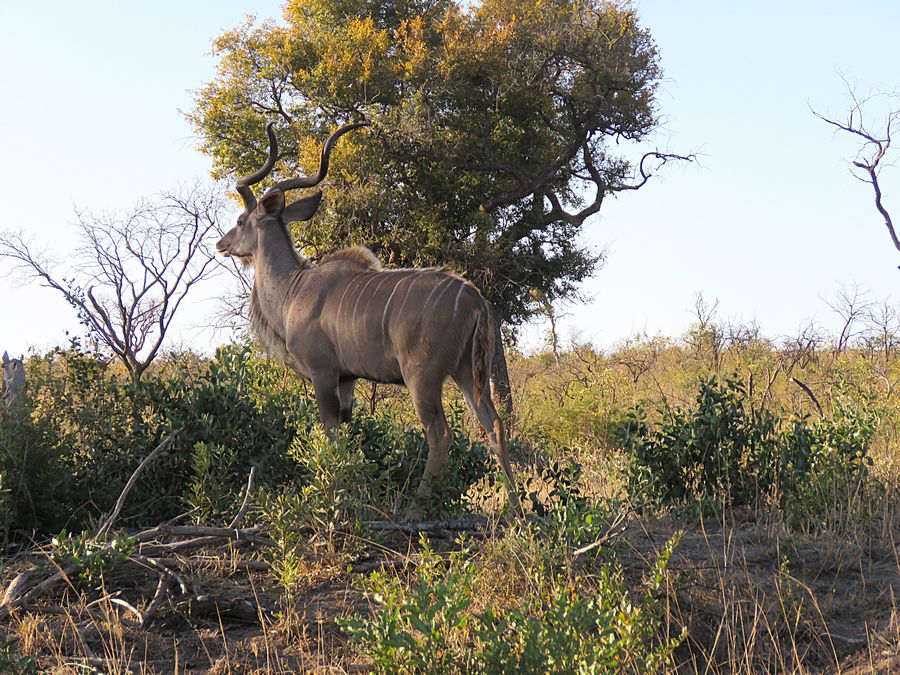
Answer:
[407,380,452,499]
[452,369,519,509]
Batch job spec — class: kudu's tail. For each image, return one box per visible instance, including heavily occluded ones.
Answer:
[471,303,495,407]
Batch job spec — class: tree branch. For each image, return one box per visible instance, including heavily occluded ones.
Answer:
[813,82,900,257]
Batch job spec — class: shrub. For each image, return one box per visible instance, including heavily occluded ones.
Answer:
[49,530,136,587]
[341,534,683,673]
[256,404,493,552]
[618,374,878,518]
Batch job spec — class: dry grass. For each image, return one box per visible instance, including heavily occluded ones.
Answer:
[1,502,898,672]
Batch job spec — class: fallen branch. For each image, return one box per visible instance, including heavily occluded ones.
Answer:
[573,504,635,559]
[140,574,172,627]
[109,597,143,623]
[362,518,490,534]
[131,555,189,595]
[140,531,275,555]
[95,431,179,540]
[135,524,264,543]
[227,466,257,529]
[0,563,78,620]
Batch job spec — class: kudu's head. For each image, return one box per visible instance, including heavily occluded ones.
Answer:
[216,121,366,264]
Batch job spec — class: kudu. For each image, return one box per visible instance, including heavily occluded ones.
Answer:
[216,122,517,506]
[1,351,26,411]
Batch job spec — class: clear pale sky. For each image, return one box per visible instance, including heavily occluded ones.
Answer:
[1,1,898,357]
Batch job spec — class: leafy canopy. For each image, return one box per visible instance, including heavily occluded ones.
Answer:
[189,0,669,324]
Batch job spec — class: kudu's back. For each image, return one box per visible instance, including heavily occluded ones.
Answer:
[289,255,495,403]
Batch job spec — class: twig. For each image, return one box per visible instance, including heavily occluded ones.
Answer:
[96,431,179,539]
[131,554,189,594]
[362,518,490,534]
[140,574,172,627]
[109,597,143,623]
[790,377,823,415]
[572,502,641,559]
[227,466,256,529]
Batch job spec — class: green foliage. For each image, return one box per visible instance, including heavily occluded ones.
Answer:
[49,530,136,585]
[618,374,878,517]
[0,339,497,543]
[189,0,665,325]
[286,425,377,552]
[352,402,491,517]
[188,442,241,523]
[0,344,293,535]
[341,539,477,672]
[519,459,613,557]
[255,488,315,611]
[2,342,143,533]
[341,534,683,673]
[140,343,311,521]
[257,403,491,541]
[780,390,880,526]
[0,638,38,675]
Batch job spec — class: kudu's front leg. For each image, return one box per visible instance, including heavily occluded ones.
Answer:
[312,375,342,435]
[337,377,357,425]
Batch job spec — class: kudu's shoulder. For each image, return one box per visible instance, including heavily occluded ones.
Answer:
[318,246,382,271]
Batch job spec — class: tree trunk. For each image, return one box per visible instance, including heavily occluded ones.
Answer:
[491,319,514,423]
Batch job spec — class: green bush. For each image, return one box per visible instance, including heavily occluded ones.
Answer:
[256,404,493,551]
[141,343,312,523]
[2,342,141,535]
[341,534,683,673]
[49,530,136,586]
[618,374,878,517]
[2,340,496,542]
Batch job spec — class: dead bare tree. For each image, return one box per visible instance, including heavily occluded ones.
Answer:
[529,290,572,366]
[685,293,725,370]
[611,334,664,384]
[863,297,900,365]
[780,320,823,374]
[0,183,225,383]
[814,79,900,260]
[824,282,872,354]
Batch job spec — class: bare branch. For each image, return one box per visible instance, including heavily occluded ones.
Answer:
[814,81,900,257]
[95,431,179,539]
[0,182,226,382]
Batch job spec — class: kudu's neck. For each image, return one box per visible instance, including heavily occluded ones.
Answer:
[251,223,307,343]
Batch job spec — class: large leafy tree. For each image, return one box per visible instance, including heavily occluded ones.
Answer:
[190,0,681,316]
[189,0,686,404]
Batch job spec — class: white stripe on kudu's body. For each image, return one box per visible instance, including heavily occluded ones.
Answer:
[215,122,517,507]
[380,276,407,341]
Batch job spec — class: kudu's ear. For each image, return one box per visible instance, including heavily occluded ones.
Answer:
[257,190,286,217]
[2,351,8,365]
[282,191,323,224]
